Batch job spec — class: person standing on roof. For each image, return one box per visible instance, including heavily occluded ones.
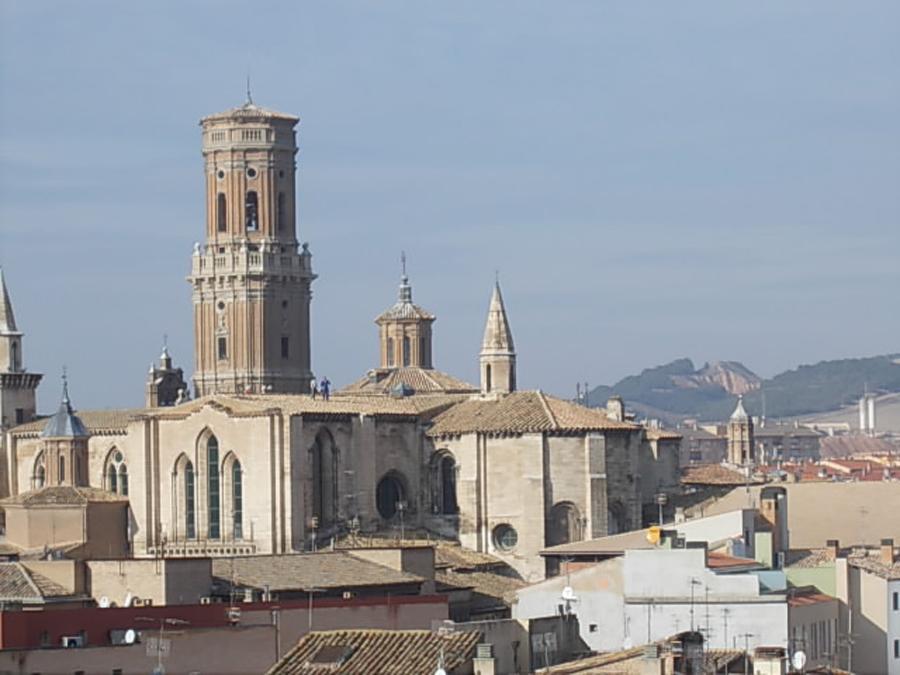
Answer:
[320,377,331,401]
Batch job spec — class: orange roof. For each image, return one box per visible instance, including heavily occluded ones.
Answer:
[707,552,762,570]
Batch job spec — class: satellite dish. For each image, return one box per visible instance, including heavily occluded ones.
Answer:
[561,586,577,602]
[124,629,136,645]
[98,596,110,608]
[792,651,807,670]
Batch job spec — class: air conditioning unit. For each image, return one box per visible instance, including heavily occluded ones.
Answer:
[61,635,84,648]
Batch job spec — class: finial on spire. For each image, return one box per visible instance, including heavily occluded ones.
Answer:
[246,72,253,105]
[61,366,70,405]
[494,269,500,285]
[400,251,407,281]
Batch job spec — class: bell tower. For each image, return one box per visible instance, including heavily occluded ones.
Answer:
[188,96,316,396]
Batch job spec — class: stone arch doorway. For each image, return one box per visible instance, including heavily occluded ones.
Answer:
[546,501,581,548]
[376,471,408,520]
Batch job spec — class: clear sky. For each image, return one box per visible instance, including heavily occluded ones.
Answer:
[1,1,898,411]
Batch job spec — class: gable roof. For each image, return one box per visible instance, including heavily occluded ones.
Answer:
[428,391,637,437]
[0,562,74,602]
[266,629,481,675]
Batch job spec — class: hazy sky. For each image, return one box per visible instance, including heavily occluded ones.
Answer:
[1,1,898,411]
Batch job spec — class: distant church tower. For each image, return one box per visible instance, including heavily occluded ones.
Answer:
[188,96,316,396]
[375,256,435,369]
[727,395,755,465]
[480,282,516,395]
[0,268,42,432]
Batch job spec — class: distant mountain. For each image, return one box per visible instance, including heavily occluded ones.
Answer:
[587,354,900,423]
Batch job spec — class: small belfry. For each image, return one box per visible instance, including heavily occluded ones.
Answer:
[40,373,90,487]
[188,97,316,396]
[727,394,755,465]
[480,281,516,395]
[375,253,435,369]
[0,267,42,433]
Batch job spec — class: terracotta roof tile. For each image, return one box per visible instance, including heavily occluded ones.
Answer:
[211,553,424,592]
[428,391,637,437]
[1,486,128,506]
[681,464,758,486]
[337,367,477,396]
[11,409,143,435]
[0,563,72,601]
[266,629,481,675]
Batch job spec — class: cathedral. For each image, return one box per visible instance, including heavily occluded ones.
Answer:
[1,98,679,581]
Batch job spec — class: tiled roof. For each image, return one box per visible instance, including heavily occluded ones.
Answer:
[706,552,763,571]
[0,563,72,602]
[784,548,836,569]
[428,391,637,437]
[338,367,477,397]
[681,464,756,486]
[266,629,481,675]
[2,486,127,506]
[847,547,900,580]
[645,428,683,441]
[211,553,424,592]
[787,588,837,607]
[754,425,821,439]
[821,436,899,458]
[435,569,524,607]
[11,409,142,435]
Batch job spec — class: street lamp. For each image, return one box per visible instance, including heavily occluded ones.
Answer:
[655,493,668,526]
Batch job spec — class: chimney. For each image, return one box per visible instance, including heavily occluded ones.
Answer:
[880,538,895,566]
[606,396,625,422]
[473,643,496,675]
[826,539,840,560]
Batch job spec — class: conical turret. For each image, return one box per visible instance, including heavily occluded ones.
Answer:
[480,282,516,395]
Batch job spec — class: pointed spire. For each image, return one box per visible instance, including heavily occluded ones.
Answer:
[481,281,515,354]
[730,395,749,422]
[42,370,88,438]
[0,267,19,334]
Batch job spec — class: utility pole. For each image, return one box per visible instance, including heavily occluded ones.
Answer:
[737,632,755,675]
[689,578,702,631]
[307,588,324,632]
[721,608,729,651]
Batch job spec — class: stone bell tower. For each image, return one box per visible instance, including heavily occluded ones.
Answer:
[188,95,316,396]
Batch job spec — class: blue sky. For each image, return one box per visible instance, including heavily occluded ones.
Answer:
[1,1,898,410]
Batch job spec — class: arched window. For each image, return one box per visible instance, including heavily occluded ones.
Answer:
[185,461,196,539]
[104,449,128,496]
[402,336,411,367]
[276,192,285,231]
[386,337,394,367]
[10,341,18,371]
[486,364,493,392]
[118,465,128,496]
[431,452,458,515]
[216,193,227,232]
[232,460,243,539]
[310,430,339,528]
[245,191,258,231]
[376,471,408,520]
[207,435,220,539]
[58,455,65,484]
[33,452,46,490]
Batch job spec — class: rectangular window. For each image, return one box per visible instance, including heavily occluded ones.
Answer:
[15,408,25,424]
[277,192,285,231]
[895,639,899,659]
[281,336,290,359]
[217,193,227,232]
[894,591,899,611]
[245,191,259,231]
[217,337,227,360]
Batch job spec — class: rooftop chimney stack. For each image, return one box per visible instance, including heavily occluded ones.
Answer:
[826,539,840,560]
[880,538,895,566]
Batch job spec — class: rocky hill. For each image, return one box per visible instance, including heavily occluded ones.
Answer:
[587,354,900,423]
